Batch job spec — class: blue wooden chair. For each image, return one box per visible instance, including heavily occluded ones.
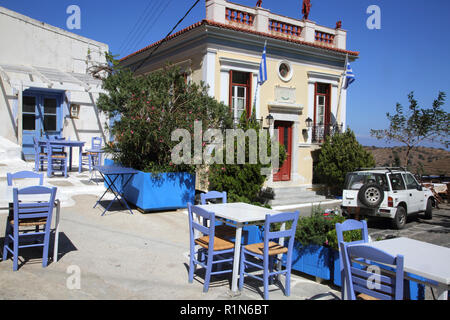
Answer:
[239,211,299,300]
[187,202,235,293]
[200,191,237,239]
[335,219,368,299]
[7,171,44,186]
[46,140,68,178]
[340,242,404,300]
[2,186,57,271]
[82,137,103,172]
[33,137,47,172]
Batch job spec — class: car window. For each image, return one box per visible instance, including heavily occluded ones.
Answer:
[389,173,406,191]
[345,172,388,190]
[403,173,419,190]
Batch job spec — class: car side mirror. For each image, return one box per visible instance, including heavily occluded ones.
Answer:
[417,186,423,191]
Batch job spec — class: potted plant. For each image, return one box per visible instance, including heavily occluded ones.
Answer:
[97,59,233,212]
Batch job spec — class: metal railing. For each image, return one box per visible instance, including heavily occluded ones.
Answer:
[311,123,343,143]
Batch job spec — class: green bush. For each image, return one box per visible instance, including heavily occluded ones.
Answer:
[315,129,375,195]
[280,205,364,249]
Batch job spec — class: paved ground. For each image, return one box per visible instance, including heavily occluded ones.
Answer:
[0,156,448,300]
[0,192,341,300]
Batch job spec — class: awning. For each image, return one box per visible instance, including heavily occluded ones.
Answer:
[0,64,105,93]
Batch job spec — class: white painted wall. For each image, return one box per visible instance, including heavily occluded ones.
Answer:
[0,6,109,165]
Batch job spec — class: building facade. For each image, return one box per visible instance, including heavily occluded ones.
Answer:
[0,6,109,164]
[120,0,359,201]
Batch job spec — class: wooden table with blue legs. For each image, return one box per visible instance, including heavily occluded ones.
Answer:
[93,165,139,216]
[37,139,85,173]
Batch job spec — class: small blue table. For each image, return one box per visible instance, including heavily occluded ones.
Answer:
[93,165,139,216]
[37,139,85,173]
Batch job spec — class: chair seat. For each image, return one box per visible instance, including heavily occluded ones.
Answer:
[358,293,380,300]
[195,236,235,251]
[9,218,47,227]
[245,241,288,256]
[51,154,67,159]
[215,224,236,238]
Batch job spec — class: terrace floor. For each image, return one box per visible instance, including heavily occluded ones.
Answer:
[0,156,448,300]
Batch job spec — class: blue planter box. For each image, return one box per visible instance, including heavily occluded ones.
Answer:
[104,159,195,212]
[291,243,332,280]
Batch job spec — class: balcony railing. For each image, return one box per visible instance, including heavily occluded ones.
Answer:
[206,0,347,50]
[311,123,343,143]
[269,19,302,37]
[225,8,254,25]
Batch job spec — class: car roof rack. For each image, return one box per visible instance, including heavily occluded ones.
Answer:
[355,167,407,173]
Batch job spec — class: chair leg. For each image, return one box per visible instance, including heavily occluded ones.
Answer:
[13,232,19,271]
[263,257,269,300]
[203,253,213,293]
[188,250,195,283]
[285,264,292,297]
[42,225,51,268]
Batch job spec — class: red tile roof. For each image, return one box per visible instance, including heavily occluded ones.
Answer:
[120,19,359,62]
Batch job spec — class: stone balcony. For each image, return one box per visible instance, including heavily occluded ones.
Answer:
[206,0,347,50]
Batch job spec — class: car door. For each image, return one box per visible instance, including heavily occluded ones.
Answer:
[402,173,423,213]
[388,173,409,209]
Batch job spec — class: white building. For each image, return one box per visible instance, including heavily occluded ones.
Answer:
[0,6,109,164]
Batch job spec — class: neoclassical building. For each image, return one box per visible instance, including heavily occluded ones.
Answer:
[120,0,359,205]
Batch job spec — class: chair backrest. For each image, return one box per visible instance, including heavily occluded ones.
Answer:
[7,171,44,187]
[263,211,299,257]
[92,137,102,150]
[46,140,65,155]
[32,136,40,153]
[187,202,216,251]
[12,186,57,229]
[335,219,368,248]
[200,191,227,205]
[340,242,404,300]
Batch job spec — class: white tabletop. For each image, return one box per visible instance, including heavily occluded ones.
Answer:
[196,202,281,224]
[365,237,450,285]
[1,185,54,205]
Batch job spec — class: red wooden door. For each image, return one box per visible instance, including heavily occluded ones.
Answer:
[273,121,292,181]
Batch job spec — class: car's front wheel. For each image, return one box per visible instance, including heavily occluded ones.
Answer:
[392,206,407,229]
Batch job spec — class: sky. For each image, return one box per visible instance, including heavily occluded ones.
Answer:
[1,0,449,149]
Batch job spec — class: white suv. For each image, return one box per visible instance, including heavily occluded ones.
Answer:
[341,167,435,229]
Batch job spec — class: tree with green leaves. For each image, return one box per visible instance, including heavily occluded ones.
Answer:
[371,91,449,167]
[96,56,233,173]
[315,129,375,194]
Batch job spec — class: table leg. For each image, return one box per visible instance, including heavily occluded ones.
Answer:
[230,223,243,294]
[53,199,60,263]
[78,146,83,173]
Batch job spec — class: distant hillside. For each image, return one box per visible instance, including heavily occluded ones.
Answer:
[364,146,450,176]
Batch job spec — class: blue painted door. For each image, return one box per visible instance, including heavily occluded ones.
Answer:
[22,91,63,160]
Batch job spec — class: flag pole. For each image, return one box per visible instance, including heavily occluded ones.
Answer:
[253,40,267,120]
[335,53,348,132]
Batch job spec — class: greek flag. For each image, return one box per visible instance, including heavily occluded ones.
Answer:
[258,42,267,85]
[344,62,355,89]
